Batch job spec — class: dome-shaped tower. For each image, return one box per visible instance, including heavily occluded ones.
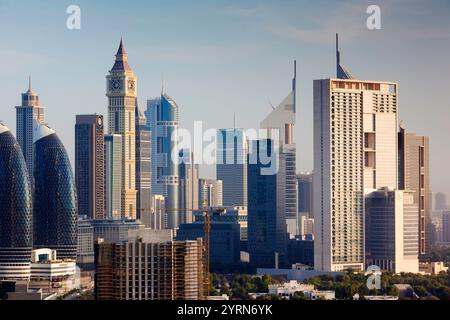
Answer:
[33,123,78,260]
[0,122,33,280]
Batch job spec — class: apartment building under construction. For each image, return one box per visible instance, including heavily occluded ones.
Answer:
[95,229,206,300]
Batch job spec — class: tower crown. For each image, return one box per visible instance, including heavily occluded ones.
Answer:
[21,76,39,106]
[111,38,131,72]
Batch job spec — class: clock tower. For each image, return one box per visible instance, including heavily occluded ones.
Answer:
[106,39,137,219]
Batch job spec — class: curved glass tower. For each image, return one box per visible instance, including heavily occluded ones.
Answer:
[0,123,33,280]
[33,123,78,260]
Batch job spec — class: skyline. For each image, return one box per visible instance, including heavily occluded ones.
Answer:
[1,0,450,196]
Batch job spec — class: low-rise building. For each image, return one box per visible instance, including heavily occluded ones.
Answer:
[304,290,335,300]
[0,281,42,300]
[268,280,314,298]
[29,248,78,295]
[419,261,449,275]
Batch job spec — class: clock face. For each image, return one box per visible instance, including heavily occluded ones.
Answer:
[127,79,135,91]
[97,117,102,126]
[109,79,122,91]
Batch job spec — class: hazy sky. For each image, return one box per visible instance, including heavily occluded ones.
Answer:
[1,0,449,197]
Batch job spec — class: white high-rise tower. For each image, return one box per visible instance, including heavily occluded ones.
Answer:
[106,39,137,219]
[313,35,398,271]
[15,76,45,181]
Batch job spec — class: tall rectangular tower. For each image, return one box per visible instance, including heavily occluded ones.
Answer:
[135,102,152,222]
[314,36,398,271]
[15,77,45,181]
[104,134,123,220]
[314,78,398,271]
[106,39,137,219]
[216,128,248,207]
[75,114,105,219]
[398,124,430,255]
[146,94,180,229]
[179,149,199,224]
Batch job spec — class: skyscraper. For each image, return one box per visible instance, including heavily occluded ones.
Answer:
[179,149,199,224]
[0,123,33,280]
[146,93,180,229]
[104,134,122,219]
[216,128,248,207]
[260,61,297,238]
[248,139,286,268]
[435,192,447,211]
[198,179,223,208]
[33,123,78,260]
[297,173,314,218]
[314,35,398,271]
[365,188,419,273]
[398,122,430,255]
[75,114,105,220]
[15,77,45,182]
[106,39,137,219]
[442,211,450,243]
[135,101,152,222]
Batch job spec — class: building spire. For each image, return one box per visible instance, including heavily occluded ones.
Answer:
[116,37,126,56]
[111,37,131,71]
[335,33,354,80]
[28,75,32,92]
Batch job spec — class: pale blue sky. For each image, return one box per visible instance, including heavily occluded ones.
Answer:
[1,0,450,197]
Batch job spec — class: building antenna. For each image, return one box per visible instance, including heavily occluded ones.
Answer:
[233,112,236,129]
[292,60,297,113]
[336,33,340,78]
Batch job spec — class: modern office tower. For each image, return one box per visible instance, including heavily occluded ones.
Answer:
[198,179,223,208]
[75,114,105,220]
[299,215,314,239]
[398,122,430,255]
[193,206,248,241]
[365,188,419,273]
[89,219,144,244]
[297,173,313,218]
[33,123,78,260]
[429,192,436,212]
[106,39,137,219]
[435,192,447,211]
[77,219,95,268]
[15,77,45,182]
[143,194,165,230]
[95,229,206,300]
[260,61,297,239]
[146,93,180,229]
[287,238,314,267]
[177,218,241,272]
[430,218,443,245]
[179,149,199,224]
[0,123,33,280]
[248,139,286,269]
[443,211,450,243]
[313,36,398,271]
[216,128,248,207]
[135,101,152,222]
[104,134,122,219]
